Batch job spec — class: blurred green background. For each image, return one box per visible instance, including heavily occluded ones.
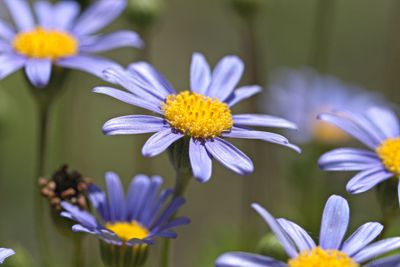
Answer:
[0,0,399,266]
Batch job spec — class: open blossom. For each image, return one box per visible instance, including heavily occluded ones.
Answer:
[0,0,142,88]
[216,195,400,267]
[318,106,400,205]
[95,53,300,183]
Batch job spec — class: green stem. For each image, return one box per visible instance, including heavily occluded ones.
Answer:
[73,236,84,267]
[160,238,171,267]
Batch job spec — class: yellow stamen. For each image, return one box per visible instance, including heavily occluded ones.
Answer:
[13,27,78,60]
[377,137,400,175]
[163,91,234,139]
[288,247,359,267]
[105,221,149,242]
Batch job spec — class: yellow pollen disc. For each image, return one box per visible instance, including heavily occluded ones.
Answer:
[288,247,359,267]
[377,137,400,175]
[313,121,350,144]
[163,91,234,139]
[13,27,78,60]
[105,221,149,242]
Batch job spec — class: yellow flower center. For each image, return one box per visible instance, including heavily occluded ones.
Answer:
[105,221,149,242]
[163,91,234,139]
[377,137,400,175]
[288,247,359,267]
[13,27,78,60]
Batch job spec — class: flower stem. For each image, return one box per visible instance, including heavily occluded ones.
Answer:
[73,236,84,267]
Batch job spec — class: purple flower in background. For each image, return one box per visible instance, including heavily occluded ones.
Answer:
[318,106,400,205]
[216,195,400,267]
[94,53,300,183]
[0,248,14,264]
[0,0,143,88]
[265,68,382,144]
[61,173,189,246]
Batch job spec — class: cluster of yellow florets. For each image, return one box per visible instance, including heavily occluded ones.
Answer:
[288,247,359,267]
[377,137,400,175]
[105,221,149,242]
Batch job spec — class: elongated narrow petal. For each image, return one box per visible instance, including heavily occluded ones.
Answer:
[277,218,316,252]
[88,184,110,222]
[226,85,261,107]
[346,167,393,194]
[342,222,383,256]
[233,114,298,130]
[142,129,183,157]
[366,107,400,139]
[0,248,14,264]
[79,31,143,53]
[319,195,349,250]
[0,54,26,79]
[52,1,81,30]
[364,254,400,267]
[103,115,166,135]
[0,20,15,40]
[4,0,35,31]
[206,56,244,101]
[72,0,126,35]
[127,175,151,220]
[318,148,382,171]
[105,172,126,222]
[252,204,298,258]
[216,252,287,267]
[205,138,253,175]
[352,237,400,263]
[189,139,212,183]
[25,59,52,88]
[190,52,211,94]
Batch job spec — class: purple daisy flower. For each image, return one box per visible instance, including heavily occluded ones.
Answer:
[0,0,143,88]
[317,106,400,205]
[216,195,400,267]
[61,172,190,246]
[94,53,300,183]
[265,68,382,144]
[0,248,14,264]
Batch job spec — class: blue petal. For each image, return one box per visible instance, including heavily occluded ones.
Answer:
[205,138,254,175]
[216,252,287,267]
[138,176,164,223]
[142,129,183,157]
[103,115,166,135]
[0,54,26,79]
[105,172,127,222]
[342,222,383,256]
[35,1,80,30]
[233,114,298,130]
[0,248,14,264]
[141,189,173,227]
[150,197,186,229]
[79,31,143,52]
[319,195,349,250]
[352,237,400,263]
[206,55,244,101]
[0,19,15,40]
[346,167,393,194]
[61,202,99,229]
[72,0,126,35]
[277,218,316,252]
[225,85,262,107]
[189,138,212,183]
[25,59,52,88]
[190,52,211,94]
[127,175,151,221]
[364,254,400,267]
[252,204,298,258]
[4,0,35,31]
[318,148,382,171]
[366,107,400,139]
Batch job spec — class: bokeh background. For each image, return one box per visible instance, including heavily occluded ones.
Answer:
[0,0,399,266]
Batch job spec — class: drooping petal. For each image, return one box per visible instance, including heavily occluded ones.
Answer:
[364,254,400,267]
[206,55,244,101]
[233,114,298,130]
[189,138,212,183]
[61,202,99,229]
[0,248,14,264]
[142,129,183,157]
[215,252,287,267]
[252,203,298,258]
[102,115,167,135]
[105,172,127,222]
[25,59,52,88]
[318,148,382,171]
[93,86,162,114]
[342,222,383,256]
[346,167,393,194]
[0,54,26,79]
[319,195,349,250]
[56,55,121,81]
[72,0,126,35]
[4,0,35,31]
[277,218,316,252]
[79,31,143,53]
[190,52,211,94]
[0,19,15,40]
[225,85,262,107]
[352,237,400,263]
[205,138,254,175]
